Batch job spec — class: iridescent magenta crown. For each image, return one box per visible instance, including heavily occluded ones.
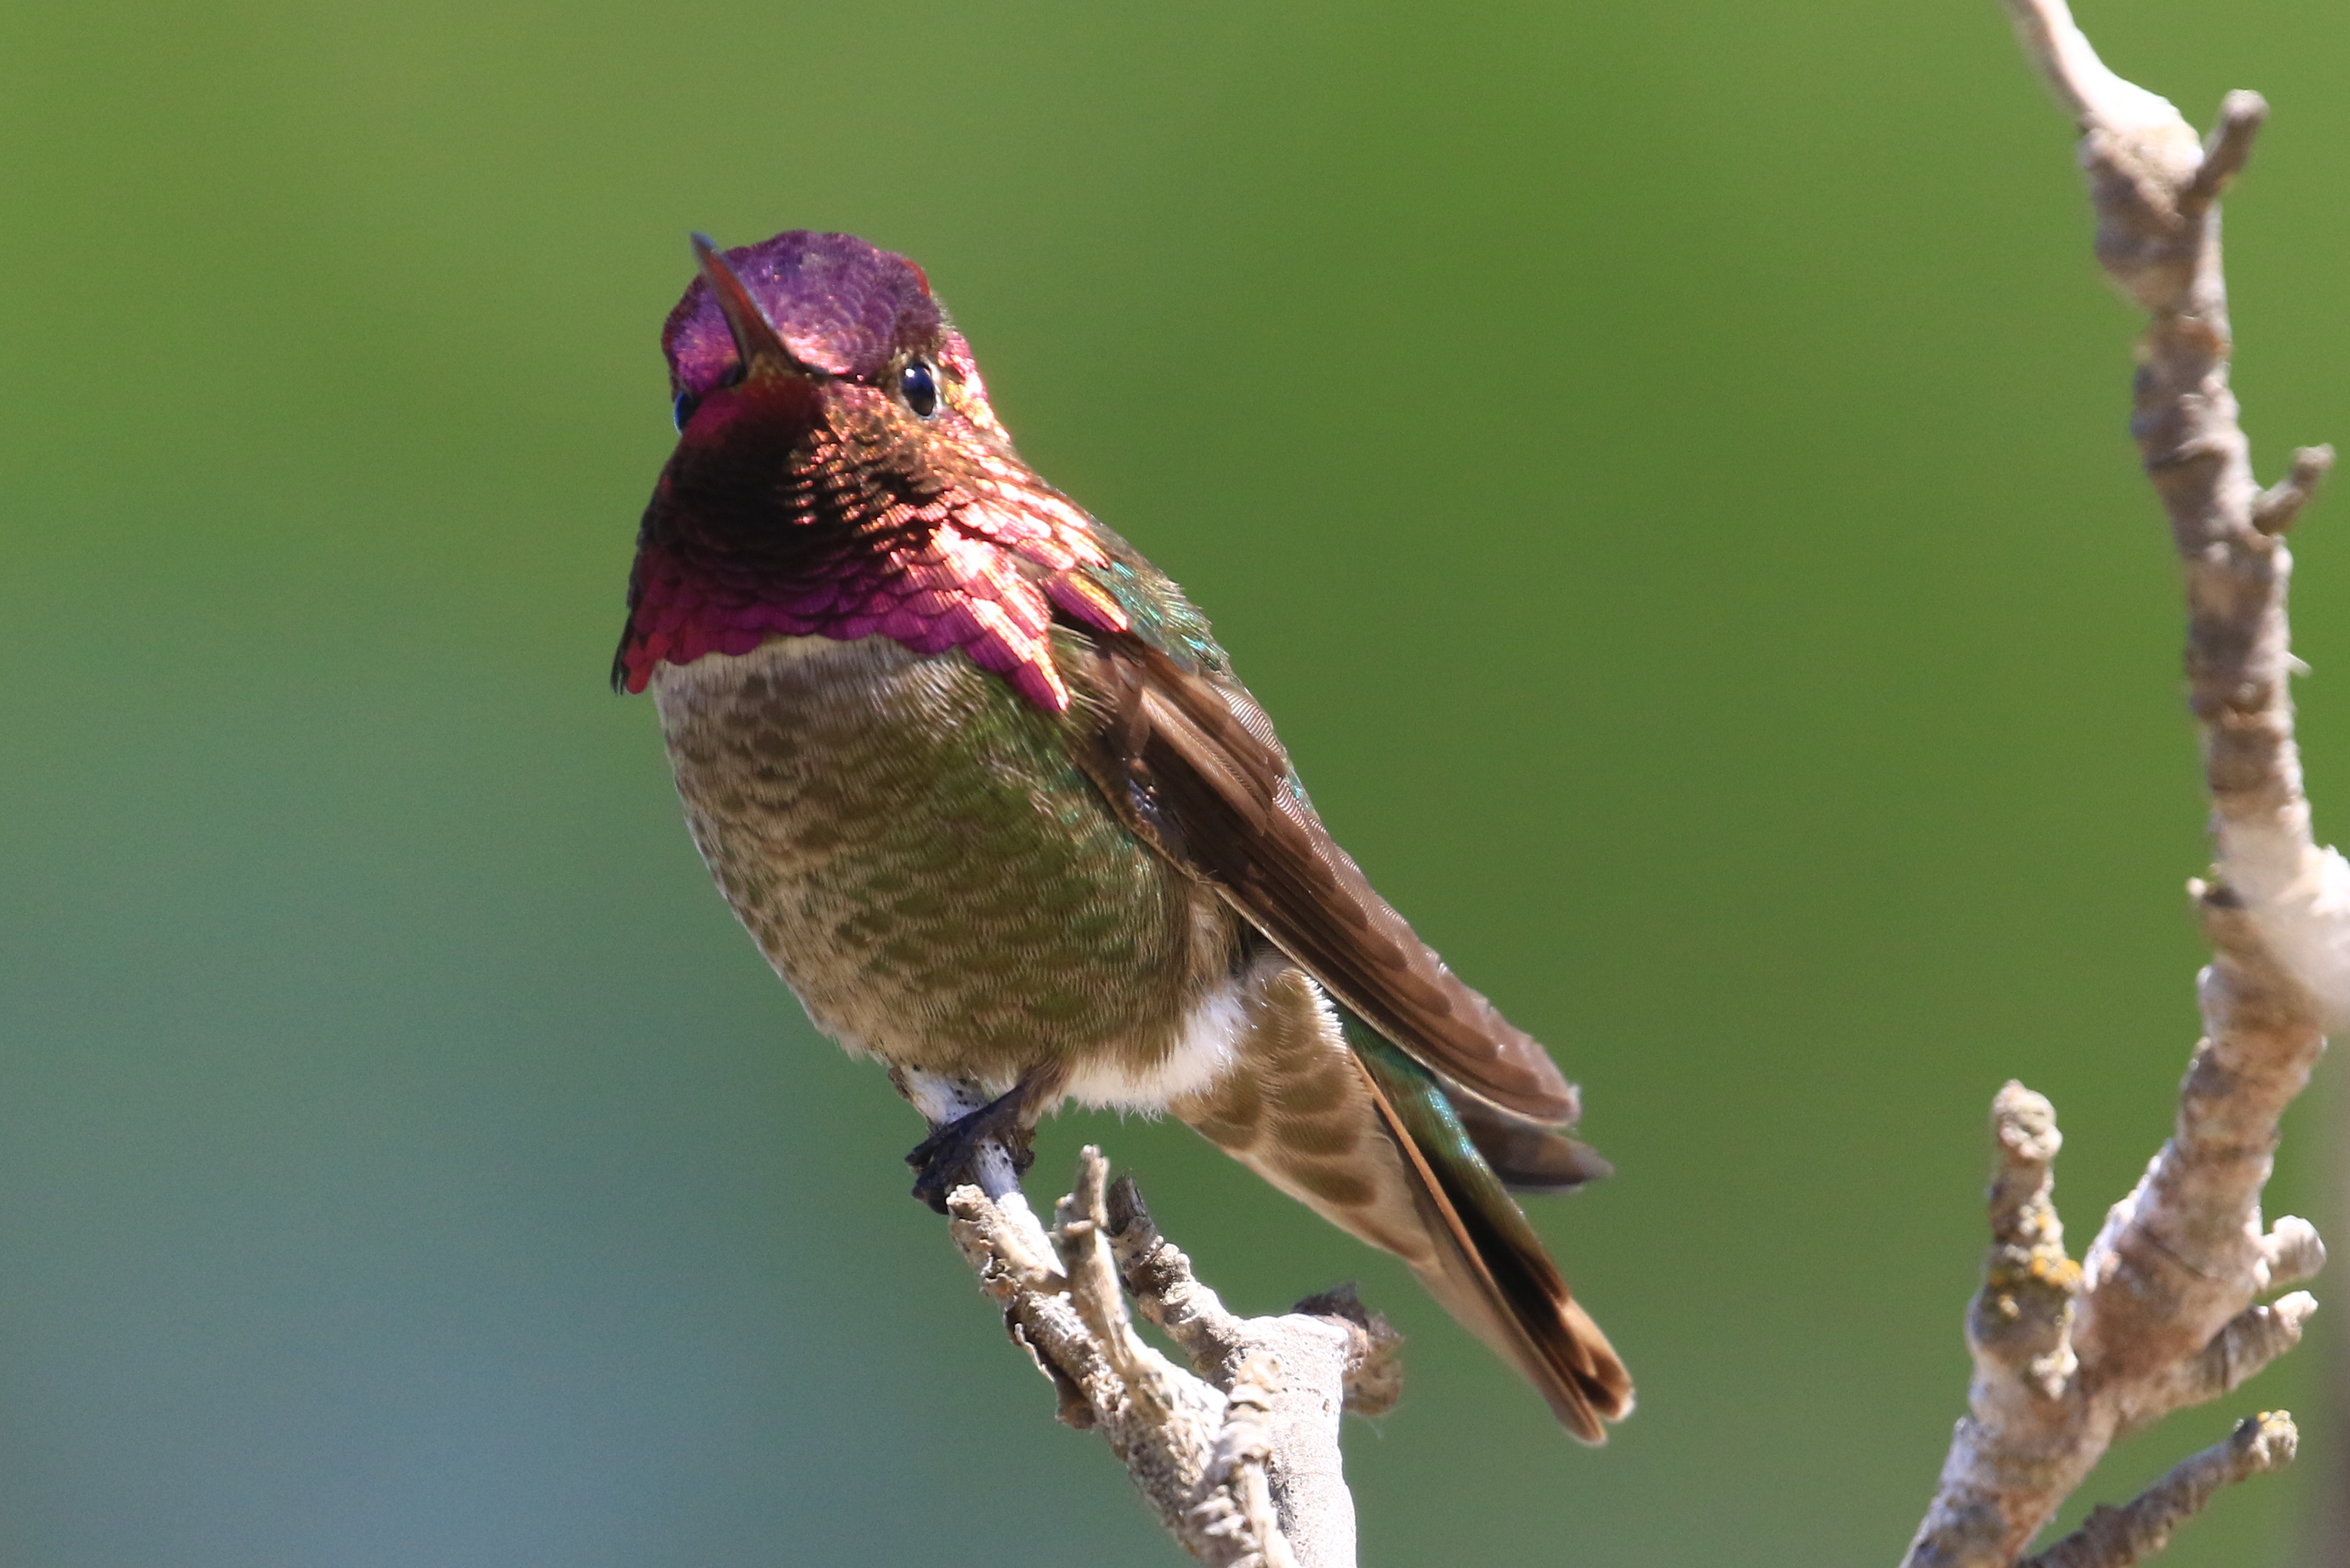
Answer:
[661,231,941,391]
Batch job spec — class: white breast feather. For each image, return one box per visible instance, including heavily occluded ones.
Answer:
[1064,976,1246,1112]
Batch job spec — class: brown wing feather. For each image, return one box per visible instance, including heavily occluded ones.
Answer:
[1073,637,1579,1126]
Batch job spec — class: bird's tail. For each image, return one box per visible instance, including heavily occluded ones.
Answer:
[1346,1022,1633,1442]
[1171,966,1631,1440]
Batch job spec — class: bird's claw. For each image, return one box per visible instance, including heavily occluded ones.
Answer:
[906,1086,1036,1214]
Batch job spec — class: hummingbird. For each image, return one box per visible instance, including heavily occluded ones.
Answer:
[616,229,1633,1440]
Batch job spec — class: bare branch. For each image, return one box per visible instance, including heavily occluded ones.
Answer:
[2016,1412,2299,1568]
[1903,5,2332,1564]
[946,1148,1394,1568]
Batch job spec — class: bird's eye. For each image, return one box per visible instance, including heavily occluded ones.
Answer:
[899,360,939,419]
[671,391,700,431]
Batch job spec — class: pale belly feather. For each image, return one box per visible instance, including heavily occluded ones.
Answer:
[651,634,1244,1104]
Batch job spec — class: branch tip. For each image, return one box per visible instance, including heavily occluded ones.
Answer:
[2252,444,2334,534]
[1991,1081,2063,1168]
[2151,1294,2316,1413]
[2184,91,2267,209]
[1294,1285,1407,1418]
[2258,1215,2325,1289]
[2016,1412,2298,1568]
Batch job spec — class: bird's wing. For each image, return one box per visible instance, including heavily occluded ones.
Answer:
[1070,634,1581,1129]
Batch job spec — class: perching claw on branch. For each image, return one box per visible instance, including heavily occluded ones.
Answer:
[944,1147,1401,1568]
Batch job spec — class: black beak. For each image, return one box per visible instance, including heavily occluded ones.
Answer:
[691,233,816,381]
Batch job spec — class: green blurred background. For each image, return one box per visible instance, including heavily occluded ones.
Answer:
[3,1,2345,1563]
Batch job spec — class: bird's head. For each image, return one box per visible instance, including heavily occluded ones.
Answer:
[661,229,1006,461]
[616,231,1126,705]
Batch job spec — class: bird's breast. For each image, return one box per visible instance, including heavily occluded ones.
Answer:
[649,632,1242,1096]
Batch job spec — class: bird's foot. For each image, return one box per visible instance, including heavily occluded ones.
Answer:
[906,1084,1036,1214]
